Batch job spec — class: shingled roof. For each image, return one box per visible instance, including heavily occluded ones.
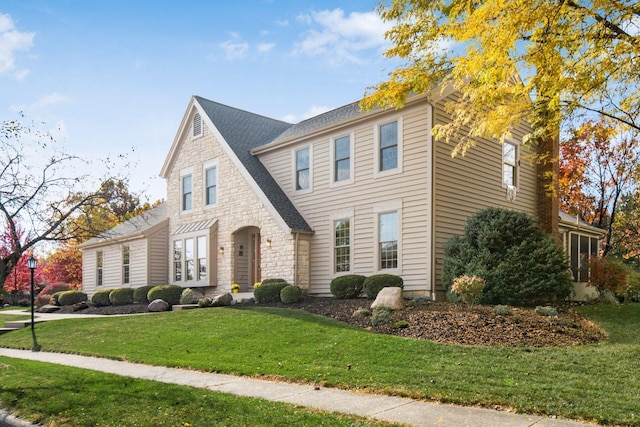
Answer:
[194,96,313,233]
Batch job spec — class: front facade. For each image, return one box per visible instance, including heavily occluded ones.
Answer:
[81,88,601,300]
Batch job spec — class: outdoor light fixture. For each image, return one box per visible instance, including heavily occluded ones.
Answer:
[219,246,224,255]
[27,255,38,346]
[266,239,272,248]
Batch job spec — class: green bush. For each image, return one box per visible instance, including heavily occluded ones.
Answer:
[198,297,212,308]
[133,285,155,304]
[534,306,558,317]
[57,290,88,306]
[598,289,620,305]
[180,288,195,304]
[393,320,409,329]
[407,296,430,307]
[351,308,371,318]
[371,306,393,326]
[620,271,640,302]
[363,274,404,299]
[254,281,289,303]
[51,291,64,305]
[91,289,112,307]
[494,305,513,316]
[442,208,573,306]
[109,288,134,306]
[280,285,302,304]
[330,275,366,299]
[261,278,288,286]
[147,285,183,305]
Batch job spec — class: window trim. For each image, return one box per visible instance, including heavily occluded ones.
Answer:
[373,116,403,178]
[203,159,219,208]
[330,209,354,276]
[502,141,519,189]
[122,245,130,285]
[173,233,210,286]
[292,144,313,193]
[192,112,203,138]
[330,132,355,187]
[180,167,194,213]
[373,201,402,274]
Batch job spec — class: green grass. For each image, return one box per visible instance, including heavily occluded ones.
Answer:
[1,304,639,426]
[0,357,403,427]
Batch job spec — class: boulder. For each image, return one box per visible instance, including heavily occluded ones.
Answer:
[148,299,170,312]
[38,304,61,313]
[371,287,405,310]
[211,293,233,307]
[73,301,89,312]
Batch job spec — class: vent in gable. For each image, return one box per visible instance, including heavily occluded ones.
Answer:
[193,113,202,138]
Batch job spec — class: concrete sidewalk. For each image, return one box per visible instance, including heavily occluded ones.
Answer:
[0,348,597,427]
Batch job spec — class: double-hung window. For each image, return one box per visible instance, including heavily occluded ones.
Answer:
[205,166,217,206]
[182,174,193,211]
[380,121,398,171]
[122,245,130,284]
[295,147,310,191]
[379,212,398,270]
[503,142,517,187]
[334,135,351,182]
[334,219,351,273]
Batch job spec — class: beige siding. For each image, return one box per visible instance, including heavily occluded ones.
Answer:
[258,103,433,295]
[148,226,169,285]
[433,94,538,295]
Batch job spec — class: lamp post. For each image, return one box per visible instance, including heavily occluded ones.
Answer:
[27,255,37,332]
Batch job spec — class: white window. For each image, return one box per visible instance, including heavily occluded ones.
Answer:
[334,219,351,273]
[122,245,130,285]
[332,134,353,184]
[182,174,193,211]
[185,238,194,281]
[294,146,311,191]
[503,142,517,187]
[173,240,182,281]
[173,235,208,284]
[379,212,398,270]
[374,117,403,177]
[96,251,103,286]
[569,233,599,282]
[193,112,202,138]
[197,236,207,280]
[205,166,217,206]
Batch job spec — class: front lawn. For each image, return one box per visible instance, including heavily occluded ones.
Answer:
[0,303,638,425]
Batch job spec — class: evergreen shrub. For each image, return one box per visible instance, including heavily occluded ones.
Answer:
[109,288,134,306]
[254,281,289,303]
[330,275,366,299]
[57,290,88,306]
[147,285,183,305]
[133,285,155,304]
[91,289,112,307]
[363,274,403,299]
[371,306,393,326]
[442,208,572,306]
[180,288,195,304]
[280,285,302,304]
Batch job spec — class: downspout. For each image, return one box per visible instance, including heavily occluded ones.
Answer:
[293,232,299,286]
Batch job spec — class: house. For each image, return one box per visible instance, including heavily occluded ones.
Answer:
[80,88,603,300]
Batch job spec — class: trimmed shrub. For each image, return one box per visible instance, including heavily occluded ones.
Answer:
[352,308,371,318]
[494,305,513,316]
[261,278,288,286]
[280,285,302,304]
[407,296,430,307]
[198,297,212,308]
[363,274,404,300]
[40,283,72,296]
[330,275,366,299]
[254,281,289,303]
[180,288,196,304]
[534,306,558,317]
[51,291,64,305]
[91,289,112,307]
[394,320,409,329]
[109,288,134,306]
[371,306,393,326]
[587,256,628,294]
[57,290,88,306]
[147,285,183,305]
[133,285,155,304]
[442,208,573,306]
[35,293,52,308]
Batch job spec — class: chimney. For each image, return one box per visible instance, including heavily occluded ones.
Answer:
[536,135,560,241]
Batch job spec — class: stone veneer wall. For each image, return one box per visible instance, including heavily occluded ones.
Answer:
[165,113,308,291]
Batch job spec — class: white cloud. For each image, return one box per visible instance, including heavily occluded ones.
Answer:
[219,33,249,60]
[10,92,74,112]
[0,13,35,75]
[257,42,276,53]
[293,9,392,65]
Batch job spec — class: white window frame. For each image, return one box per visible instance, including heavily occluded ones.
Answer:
[502,141,519,189]
[192,112,203,138]
[203,159,219,208]
[122,245,130,285]
[292,144,313,193]
[173,234,209,286]
[96,251,103,287]
[330,208,354,275]
[374,116,403,178]
[373,201,402,274]
[330,132,355,187]
[180,167,194,213]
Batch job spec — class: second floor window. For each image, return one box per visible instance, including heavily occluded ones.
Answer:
[503,142,517,187]
[380,121,398,171]
[182,175,192,211]
[205,166,217,205]
[334,136,351,182]
[296,147,310,190]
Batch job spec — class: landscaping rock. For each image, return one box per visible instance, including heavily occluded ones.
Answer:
[148,299,170,312]
[211,293,233,307]
[73,301,89,312]
[371,287,405,310]
[38,304,61,313]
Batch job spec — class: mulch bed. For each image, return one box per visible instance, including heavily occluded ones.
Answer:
[58,297,607,347]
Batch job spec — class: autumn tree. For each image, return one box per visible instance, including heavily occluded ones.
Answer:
[42,244,83,287]
[559,120,640,255]
[0,116,134,290]
[363,0,640,234]
[0,219,33,296]
[609,192,640,269]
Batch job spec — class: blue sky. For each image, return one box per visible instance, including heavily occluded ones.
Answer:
[1,0,399,201]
